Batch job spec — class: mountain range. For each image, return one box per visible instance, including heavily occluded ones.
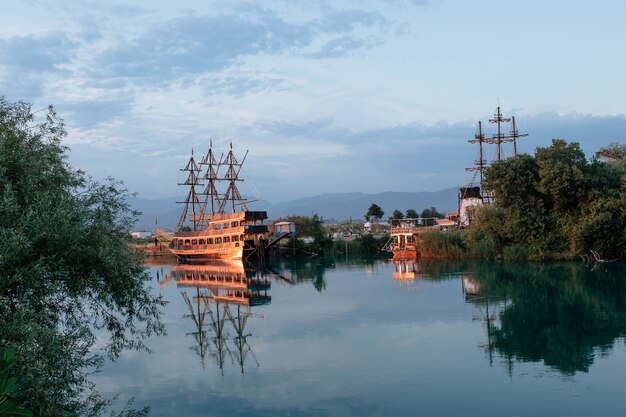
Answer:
[129,188,459,230]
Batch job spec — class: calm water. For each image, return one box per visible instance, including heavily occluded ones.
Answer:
[95,259,626,416]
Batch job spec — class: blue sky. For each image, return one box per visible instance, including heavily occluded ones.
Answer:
[1,0,625,203]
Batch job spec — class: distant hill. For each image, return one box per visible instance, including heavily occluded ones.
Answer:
[129,188,458,230]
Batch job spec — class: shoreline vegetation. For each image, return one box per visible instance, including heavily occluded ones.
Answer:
[267,140,626,263]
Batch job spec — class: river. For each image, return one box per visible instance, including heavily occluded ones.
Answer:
[95,259,626,416]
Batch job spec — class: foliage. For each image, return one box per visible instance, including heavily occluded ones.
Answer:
[419,231,465,259]
[272,215,315,237]
[0,346,33,417]
[420,207,443,219]
[390,209,404,220]
[472,139,626,260]
[0,98,164,416]
[365,203,384,222]
[595,142,626,164]
[309,214,333,254]
[405,209,418,219]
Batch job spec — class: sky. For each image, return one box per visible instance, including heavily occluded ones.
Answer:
[1,0,625,203]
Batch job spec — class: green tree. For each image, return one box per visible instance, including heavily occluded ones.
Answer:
[420,207,442,218]
[0,98,164,416]
[405,209,419,219]
[0,346,33,417]
[473,139,626,260]
[309,214,332,254]
[365,203,384,223]
[535,139,587,212]
[390,209,404,220]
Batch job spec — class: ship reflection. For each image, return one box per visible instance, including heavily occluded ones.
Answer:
[160,261,270,374]
[391,260,420,282]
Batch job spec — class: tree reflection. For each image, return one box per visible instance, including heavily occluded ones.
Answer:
[465,262,626,374]
[269,259,328,291]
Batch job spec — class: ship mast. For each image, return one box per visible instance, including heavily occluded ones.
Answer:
[466,121,487,190]
[218,143,248,214]
[486,105,512,161]
[199,140,222,225]
[509,116,528,158]
[177,149,204,231]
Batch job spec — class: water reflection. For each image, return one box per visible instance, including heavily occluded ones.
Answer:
[268,259,328,291]
[464,262,626,375]
[160,261,270,374]
[391,260,419,282]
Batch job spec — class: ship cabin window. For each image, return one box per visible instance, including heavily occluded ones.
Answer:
[231,221,238,228]
[208,238,214,244]
[213,223,221,230]
[223,222,229,229]
[240,234,245,241]
[184,239,191,245]
[215,237,223,244]
[224,237,230,243]
[199,239,206,245]
[191,239,197,245]
[232,235,239,242]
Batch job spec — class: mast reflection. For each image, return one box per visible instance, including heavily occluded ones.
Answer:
[161,261,270,374]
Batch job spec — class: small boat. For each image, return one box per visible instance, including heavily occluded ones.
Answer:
[383,217,444,259]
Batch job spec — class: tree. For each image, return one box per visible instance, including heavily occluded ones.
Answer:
[390,209,404,220]
[0,98,164,416]
[596,142,626,165]
[535,139,587,212]
[420,207,442,219]
[309,213,332,254]
[365,203,384,223]
[405,209,419,219]
[474,139,626,260]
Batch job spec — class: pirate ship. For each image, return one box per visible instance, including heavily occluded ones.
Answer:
[159,142,290,262]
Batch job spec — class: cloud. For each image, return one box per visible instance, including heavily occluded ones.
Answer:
[0,32,77,99]
[90,8,388,88]
[0,32,76,72]
[200,71,287,98]
[57,94,135,128]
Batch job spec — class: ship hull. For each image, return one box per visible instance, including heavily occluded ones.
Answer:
[167,211,269,262]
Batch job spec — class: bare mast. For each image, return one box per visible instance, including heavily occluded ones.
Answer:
[487,106,512,161]
[177,149,204,231]
[466,121,487,190]
[199,140,222,226]
[509,116,528,158]
[218,143,248,214]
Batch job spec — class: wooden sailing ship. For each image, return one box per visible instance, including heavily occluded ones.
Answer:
[459,105,528,225]
[160,142,290,262]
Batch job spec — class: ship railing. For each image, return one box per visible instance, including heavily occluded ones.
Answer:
[390,227,419,235]
[175,243,241,251]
